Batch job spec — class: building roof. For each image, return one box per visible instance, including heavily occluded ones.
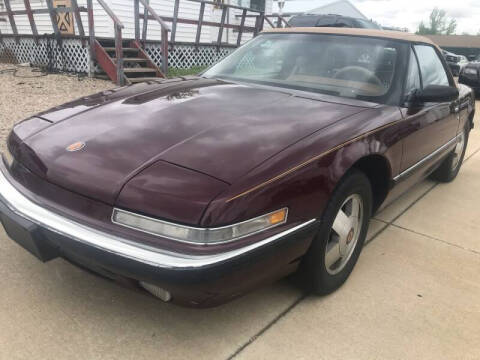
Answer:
[273,0,367,19]
[308,0,367,20]
[424,35,480,49]
[263,27,437,46]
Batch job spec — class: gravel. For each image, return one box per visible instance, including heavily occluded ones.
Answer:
[0,63,114,152]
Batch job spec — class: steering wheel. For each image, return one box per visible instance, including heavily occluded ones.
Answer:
[333,66,383,87]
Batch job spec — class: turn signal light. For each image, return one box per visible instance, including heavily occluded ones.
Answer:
[269,208,288,225]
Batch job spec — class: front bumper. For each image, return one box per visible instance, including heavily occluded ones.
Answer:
[0,164,317,306]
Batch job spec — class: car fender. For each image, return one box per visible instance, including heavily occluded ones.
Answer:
[201,106,403,229]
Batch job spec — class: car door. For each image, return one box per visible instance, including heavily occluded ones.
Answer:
[399,44,460,173]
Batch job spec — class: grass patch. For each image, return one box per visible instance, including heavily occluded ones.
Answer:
[167,66,208,78]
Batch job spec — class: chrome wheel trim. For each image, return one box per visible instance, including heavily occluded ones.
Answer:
[451,130,466,170]
[325,194,364,275]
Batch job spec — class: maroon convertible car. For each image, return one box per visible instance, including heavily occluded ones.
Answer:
[0,28,475,307]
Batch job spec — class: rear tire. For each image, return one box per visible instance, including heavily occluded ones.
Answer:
[302,170,372,295]
[430,124,469,183]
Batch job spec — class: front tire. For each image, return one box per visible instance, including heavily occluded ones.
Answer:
[302,170,372,295]
[430,124,469,183]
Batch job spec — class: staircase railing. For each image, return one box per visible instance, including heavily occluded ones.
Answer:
[134,0,170,75]
[0,0,87,44]
[160,0,265,48]
[1,0,272,85]
[263,14,291,28]
[87,0,125,85]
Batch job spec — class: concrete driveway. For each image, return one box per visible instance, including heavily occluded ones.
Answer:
[1,80,479,359]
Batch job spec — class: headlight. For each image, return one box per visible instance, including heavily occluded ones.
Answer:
[2,146,14,168]
[112,207,288,245]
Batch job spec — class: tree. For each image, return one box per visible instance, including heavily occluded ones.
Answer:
[416,8,457,35]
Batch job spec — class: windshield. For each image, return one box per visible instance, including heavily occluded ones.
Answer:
[203,33,402,104]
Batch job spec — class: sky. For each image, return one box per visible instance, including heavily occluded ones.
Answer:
[281,0,480,35]
[354,0,480,34]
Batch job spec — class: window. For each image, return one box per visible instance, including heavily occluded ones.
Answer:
[288,15,338,27]
[404,50,421,97]
[414,45,449,88]
[204,33,402,104]
[335,17,354,28]
[315,15,338,27]
[353,19,382,29]
[250,0,265,11]
[288,15,323,27]
[234,0,264,11]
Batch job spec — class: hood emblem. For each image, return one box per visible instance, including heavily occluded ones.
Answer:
[66,141,86,152]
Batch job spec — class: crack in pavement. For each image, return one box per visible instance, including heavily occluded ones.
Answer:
[227,182,438,359]
[227,293,308,360]
[390,223,480,256]
[226,137,480,359]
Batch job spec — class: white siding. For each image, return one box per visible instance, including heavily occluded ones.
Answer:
[0,0,272,44]
[0,0,112,37]
[211,0,272,45]
[110,0,213,42]
[0,0,57,35]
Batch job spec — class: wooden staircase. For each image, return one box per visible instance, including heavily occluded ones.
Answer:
[0,0,273,87]
[94,38,165,84]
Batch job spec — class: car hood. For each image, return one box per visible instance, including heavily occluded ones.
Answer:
[12,78,369,205]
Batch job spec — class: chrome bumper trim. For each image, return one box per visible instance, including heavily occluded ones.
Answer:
[0,167,316,270]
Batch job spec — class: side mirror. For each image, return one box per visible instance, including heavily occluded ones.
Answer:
[410,85,459,104]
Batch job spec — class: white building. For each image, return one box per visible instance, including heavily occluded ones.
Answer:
[0,0,273,44]
[273,0,367,19]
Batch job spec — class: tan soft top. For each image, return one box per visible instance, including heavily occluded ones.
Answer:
[263,27,437,47]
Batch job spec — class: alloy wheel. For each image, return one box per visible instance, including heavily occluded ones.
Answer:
[325,194,364,275]
[451,130,466,170]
